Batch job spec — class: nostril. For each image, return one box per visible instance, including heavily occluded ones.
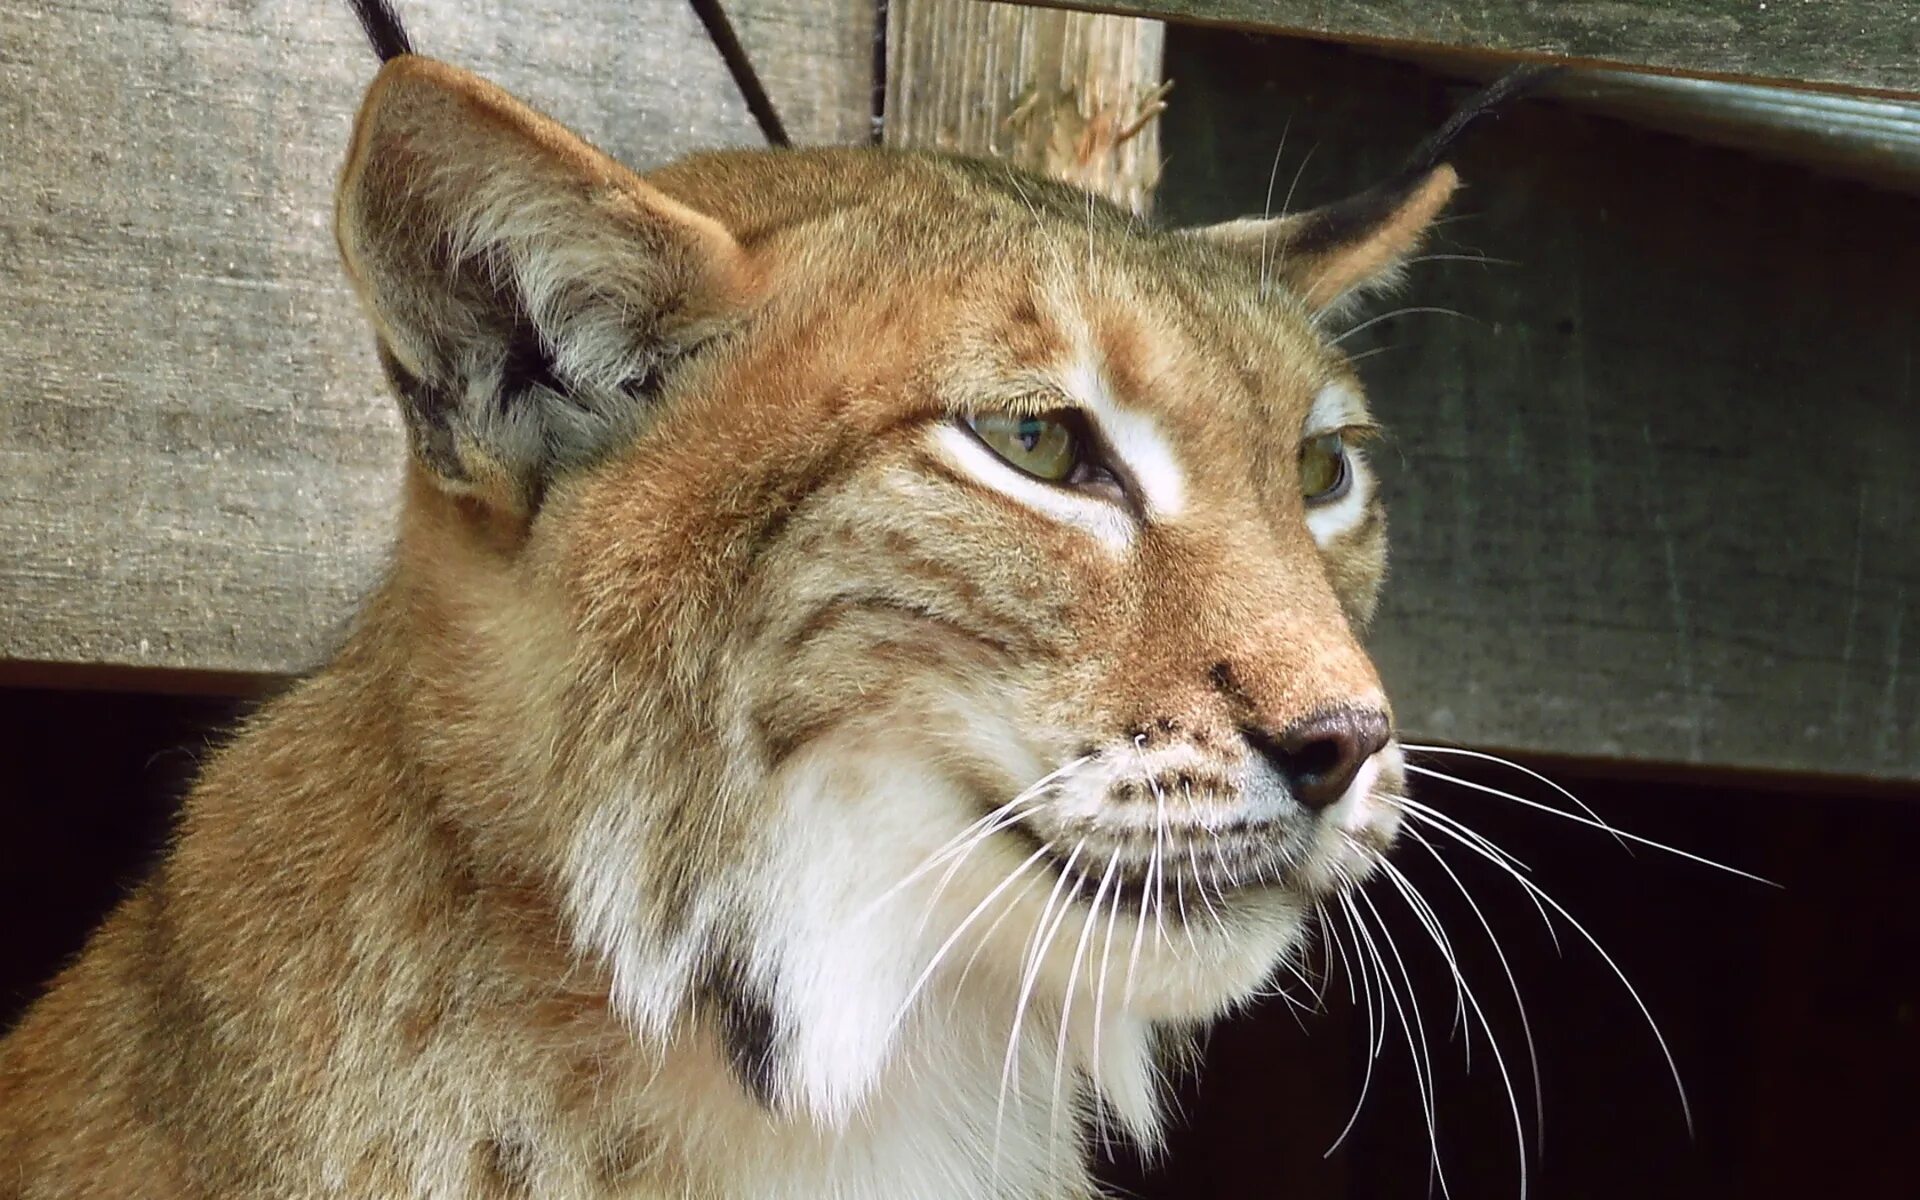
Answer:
[1289,734,1347,780]
[1247,708,1392,812]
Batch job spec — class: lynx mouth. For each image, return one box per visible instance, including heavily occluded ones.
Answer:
[1002,816,1316,914]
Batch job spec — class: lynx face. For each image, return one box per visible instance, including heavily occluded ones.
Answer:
[337,55,1455,1142]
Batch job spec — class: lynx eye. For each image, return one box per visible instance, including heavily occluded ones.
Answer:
[1300,432,1350,503]
[966,411,1082,482]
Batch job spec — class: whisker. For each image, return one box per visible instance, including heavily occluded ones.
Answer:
[999,840,1086,1141]
[1092,848,1127,1089]
[1256,117,1291,298]
[1401,253,1520,268]
[1330,306,1481,347]
[1324,898,1382,1157]
[1353,886,1451,1198]
[953,864,1052,999]
[1269,142,1320,294]
[1412,806,1697,1134]
[1405,761,1777,886]
[1402,821,1548,1158]
[1052,853,1120,1150]
[1342,889,1450,1196]
[1344,343,1402,365]
[1380,856,1530,1200]
[1319,900,1359,1008]
[1400,799,1561,954]
[887,844,1051,1038]
[1404,742,1631,854]
[857,754,1090,922]
[1362,837,1469,1053]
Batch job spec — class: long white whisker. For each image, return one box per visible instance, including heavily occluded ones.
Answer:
[1351,885,1450,1198]
[1402,821,1547,1158]
[1092,850,1126,1086]
[1320,900,1357,1007]
[1269,142,1319,294]
[1412,807,1697,1134]
[1256,118,1290,296]
[1370,840,1470,1055]
[1404,742,1632,854]
[859,755,1090,921]
[1330,306,1479,346]
[1405,762,1776,886]
[1380,856,1529,1200]
[1052,852,1119,1151]
[953,865,1052,999]
[1401,252,1520,268]
[888,844,1051,1038]
[1324,898,1381,1157]
[998,841,1086,1141]
[1399,796,1559,952]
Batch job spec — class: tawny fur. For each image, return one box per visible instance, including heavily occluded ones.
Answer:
[0,52,1455,1200]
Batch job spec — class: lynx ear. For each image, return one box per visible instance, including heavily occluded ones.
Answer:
[1184,64,1556,315]
[336,56,755,513]
[1186,164,1459,313]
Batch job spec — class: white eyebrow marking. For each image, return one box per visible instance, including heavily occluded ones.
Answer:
[1061,355,1187,521]
[1308,380,1369,433]
[1303,381,1375,546]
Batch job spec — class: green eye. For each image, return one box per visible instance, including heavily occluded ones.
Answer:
[967,411,1081,482]
[1300,433,1350,503]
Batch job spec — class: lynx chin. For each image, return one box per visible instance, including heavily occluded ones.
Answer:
[0,2,1524,1197]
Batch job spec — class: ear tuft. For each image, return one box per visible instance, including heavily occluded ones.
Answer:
[336,57,753,513]
[347,0,415,63]
[1181,64,1554,315]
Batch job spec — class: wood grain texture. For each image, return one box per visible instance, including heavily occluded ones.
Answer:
[884,0,1167,214]
[1016,0,1920,100]
[0,0,762,680]
[1158,32,1920,781]
[725,0,879,144]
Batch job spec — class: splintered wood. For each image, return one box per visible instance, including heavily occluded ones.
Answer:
[883,0,1169,215]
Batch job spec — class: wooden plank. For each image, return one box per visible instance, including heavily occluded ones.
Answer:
[1013,0,1920,101]
[0,0,763,681]
[884,0,1167,214]
[1376,50,1920,196]
[724,0,879,144]
[1156,29,1920,781]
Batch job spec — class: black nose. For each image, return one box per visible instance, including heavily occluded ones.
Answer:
[1246,708,1392,811]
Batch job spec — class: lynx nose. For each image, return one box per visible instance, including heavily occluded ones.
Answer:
[1247,708,1392,811]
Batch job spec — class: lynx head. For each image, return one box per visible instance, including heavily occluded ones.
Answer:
[334,46,1463,1147]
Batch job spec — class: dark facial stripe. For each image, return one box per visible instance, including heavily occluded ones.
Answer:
[783,592,1021,660]
[696,947,782,1109]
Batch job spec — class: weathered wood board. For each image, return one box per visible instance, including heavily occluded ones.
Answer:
[884,0,1167,214]
[1156,31,1920,781]
[725,0,879,144]
[1016,0,1920,100]
[0,0,762,681]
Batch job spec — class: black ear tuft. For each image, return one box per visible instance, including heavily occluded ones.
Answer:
[1401,63,1562,180]
[1279,63,1558,261]
[347,0,415,62]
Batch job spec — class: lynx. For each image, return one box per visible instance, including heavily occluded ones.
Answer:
[0,3,1541,1196]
